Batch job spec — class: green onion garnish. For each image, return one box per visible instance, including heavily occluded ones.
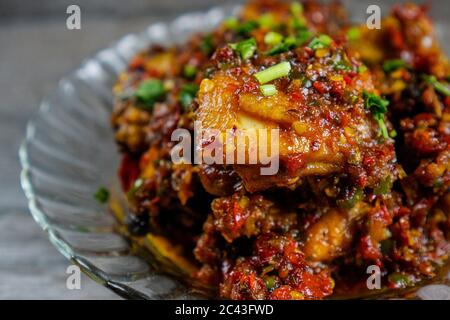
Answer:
[258,13,276,29]
[94,187,109,204]
[290,2,307,30]
[264,31,283,46]
[375,115,389,139]
[224,17,239,29]
[347,27,360,41]
[383,59,408,73]
[333,60,352,72]
[135,79,166,110]
[260,84,277,96]
[363,91,390,139]
[200,34,214,55]
[183,64,197,79]
[358,65,368,74]
[389,129,397,138]
[224,17,259,35]
[229,38,257,60]
[265,30,312,56]
[254,61,292,84]
[235,20,259,36]
[308,34,333,50]
[363,91,389,114]
[179,83,200,110]
[424,75,450,97]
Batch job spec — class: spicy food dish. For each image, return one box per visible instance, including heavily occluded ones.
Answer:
[110,0,449,299]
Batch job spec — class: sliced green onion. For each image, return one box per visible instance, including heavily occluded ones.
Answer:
[375,115,389,139]
[333,60,352,72]
[388,272,415,288]
[235,20,259,36]
[224,17,239,29]
[424,75,450,97]
[229,38,257,60]
[347,27,360,41]
[183,64,197,79]
[389,129,397,138]
[258,13,276,29]
[363,91,390,139]
[254,61,292,84]
[200,34,214,55]
[383,59,408,73]
[94,187,109,204]
[363,91,389,115]
[308,34,333,50]
[179,83,199,110]
[264,31,283,45]
[290,2,303,17]
[290,2,306,30]
[135,79,166,110]
[265,30,312,56]
[358,65,368,74]
[337,188,363,209]
[260,84,277,96]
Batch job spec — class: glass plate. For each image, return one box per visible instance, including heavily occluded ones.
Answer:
[19,4,450,300]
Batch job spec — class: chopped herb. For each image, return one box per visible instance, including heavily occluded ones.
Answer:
[358,65,368,74]
[224,17,239,29]
[179,83,199,109]
[290,2,303,17]
[264,275,278,289]
[260,84,277,96]
[389,129,397,138]
[347,27,360,41]
[264,31,283,46]
[200,34,214,55]
[424,75,450,97]
[376,115,389,139]
[183,64,197,79]
[333,60,352,72]
[135,79,166,110]
[94,187,109,204]
[308,34,333,50]
[229,38,257,60]
[388,272,415,288]
[363,91,390,139]
[258,13,276,29]
[383,59,408,73]
[290,2,307,30]
[265,30,312,56]
[363,91,389,115]
[235,20,259,36]
[337,188,364,209]
[374,176,393,195]
[127,178,143,200]
[254,61,291,84]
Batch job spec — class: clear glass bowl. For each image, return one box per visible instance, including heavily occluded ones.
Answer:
[20,4,450,300]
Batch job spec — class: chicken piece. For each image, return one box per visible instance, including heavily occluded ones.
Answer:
[196,40,396,192]
[303,202,370,262]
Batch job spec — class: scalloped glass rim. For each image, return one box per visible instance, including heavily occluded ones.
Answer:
[19,5,449,300]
